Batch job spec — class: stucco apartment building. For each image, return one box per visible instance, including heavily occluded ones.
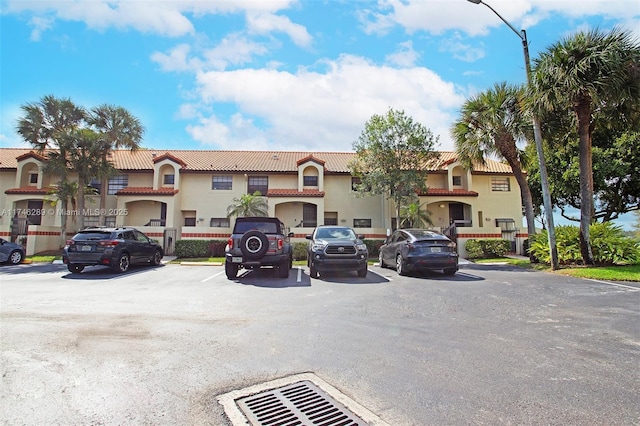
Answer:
[0,148,527,258]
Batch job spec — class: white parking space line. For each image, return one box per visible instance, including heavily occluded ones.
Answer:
[201,270,225,282]
[297,267,302,282]
[587,279,640,291]
[368,268,392,281]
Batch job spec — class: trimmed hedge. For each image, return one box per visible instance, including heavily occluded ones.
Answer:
[175,238,386,260]
[175,239,227,258]
[464,238,511,259]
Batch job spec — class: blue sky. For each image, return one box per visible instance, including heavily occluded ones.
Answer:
[1,0,638,229]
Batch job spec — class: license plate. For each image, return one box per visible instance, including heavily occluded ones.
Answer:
[80,245,92,252]
[430,247,441,253]
[232,256,243,263]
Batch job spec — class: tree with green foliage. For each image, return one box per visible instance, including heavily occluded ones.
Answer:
[349,108,438,229]
[226,191,269,219]
[451,82,536,259]
[88,105,144,225]
[529,27,640,265]
[400,198,433,228]
[44,181,78,246]
[16,95,144,233]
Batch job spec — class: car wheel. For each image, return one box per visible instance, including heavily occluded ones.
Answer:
[309,263,318,279]
[357,266,368,277]
[225,261,238,279]
[114,253,130,273]
[378,252,386,268]
[151,249,163,266]
[396,254,407,276]
[8,250,24,265]
[443,268,457,276]
[278,260,290,278]
[67,264,84,274]
[240,231,269,260]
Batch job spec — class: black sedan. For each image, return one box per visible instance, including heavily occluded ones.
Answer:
[379,229,458,276]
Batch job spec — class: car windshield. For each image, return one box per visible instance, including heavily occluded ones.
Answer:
[73,232,113,241]
[316,228,356,239]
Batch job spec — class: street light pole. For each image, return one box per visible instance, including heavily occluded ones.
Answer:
[467,0,558,270]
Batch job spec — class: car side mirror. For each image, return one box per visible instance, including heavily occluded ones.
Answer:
[305,235,312,240]
[288,232,294,238]
[358,235,365,240]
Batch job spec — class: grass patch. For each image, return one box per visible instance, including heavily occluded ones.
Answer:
[554,264,640,282]
[27,255,59,263]
[472,257,532,268]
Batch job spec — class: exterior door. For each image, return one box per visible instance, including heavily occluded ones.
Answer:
[303,203,317,227]
[27,200,43,225]
[449,203,464,224]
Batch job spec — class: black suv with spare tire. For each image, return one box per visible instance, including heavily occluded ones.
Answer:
[225,217,294,279]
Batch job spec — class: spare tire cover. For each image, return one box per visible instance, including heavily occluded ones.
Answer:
[240,230,270,259]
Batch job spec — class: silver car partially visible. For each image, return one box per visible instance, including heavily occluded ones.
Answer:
[0,238,25,264]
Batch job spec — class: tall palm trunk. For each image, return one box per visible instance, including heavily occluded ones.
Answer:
[576,100,595,264]
[496,134,537,259]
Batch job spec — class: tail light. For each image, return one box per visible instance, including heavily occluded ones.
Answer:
[277,238,283,250]
[66,239,75,246]
[406,243,415,252]
[98,240,119,247]
[228,237,233,250]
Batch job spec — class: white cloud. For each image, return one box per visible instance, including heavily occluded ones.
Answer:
[5,0,302,39]
[385,40,419,67]
[365,0,638,37]
[440,33,485,62]
[189,55,465,151]
[246,12,313,48]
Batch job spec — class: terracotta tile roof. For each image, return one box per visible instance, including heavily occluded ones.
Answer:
[5,186,51,195]
[116,187,179,196]
[0,148,515,175]
[15,150,47,163]
[420,188,479,197]
[152,152,187,167]
[266,188,325,197]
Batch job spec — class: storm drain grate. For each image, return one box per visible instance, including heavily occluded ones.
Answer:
[236,380,366,426]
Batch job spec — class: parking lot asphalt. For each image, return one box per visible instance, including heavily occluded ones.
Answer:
[1,261,639,425]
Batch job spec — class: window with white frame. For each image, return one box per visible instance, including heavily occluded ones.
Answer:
[212,175,232,190]
[108,175,128,194]
[353,218,371,228]
[491,177,510,191]
[248,176,268,195]
[303,175,318,186]
[210,218,230,227]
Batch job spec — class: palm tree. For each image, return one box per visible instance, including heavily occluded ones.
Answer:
[16,96,87,236]
[530,27,640,265]
[226,191,269,218]
[63,128,104,230]
[400,200,433,228]
[87,105,144,225]
[45,180,78,247]
[451,82,536,259]
[16,95,86,151]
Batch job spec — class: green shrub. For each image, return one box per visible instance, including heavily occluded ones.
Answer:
[364,239,385,258]
[175,239,228,258]
[292,242,308,261]
[464,239,511,259]
[530,222,639,265]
